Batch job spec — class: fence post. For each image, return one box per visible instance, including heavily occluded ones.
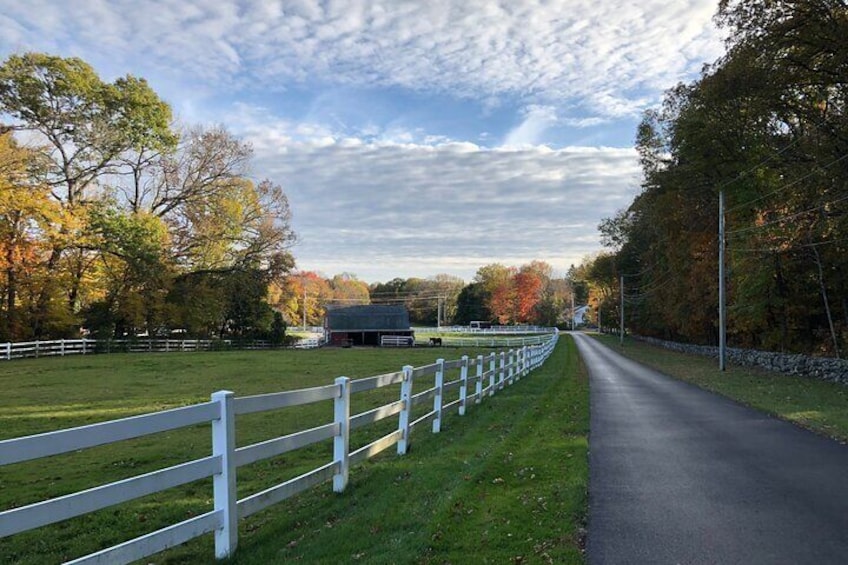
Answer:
[475,355,484,404]
[35,340,39,358]
[459,355,469,416]
[397,365,414,455]
[211,390,237,559]
[514,347,520,380]
[522,346,528,377]
[513,349,519,382]
[488,353,496,396]
[5,342,10,360]
[509,350,516,385]
[499,352,506,389]
[515,345,524,381]
[333,377,350,492]
[433,359,445,433]
[516,347,522,379]
[60,339,65,356]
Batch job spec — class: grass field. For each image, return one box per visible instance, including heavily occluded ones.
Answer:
[0,339,588,564]
[592,333,848,443]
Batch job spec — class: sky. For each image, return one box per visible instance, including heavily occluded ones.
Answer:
[0,0,726,283]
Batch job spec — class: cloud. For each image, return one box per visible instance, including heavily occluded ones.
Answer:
[0,0,725,119]
[503,105,558,147]
[231,111,641,281]
[0,1,719,280]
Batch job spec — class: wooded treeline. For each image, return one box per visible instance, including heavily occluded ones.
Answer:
[0,53,295,341]
[275,260,583,328]
[587,0,848,355]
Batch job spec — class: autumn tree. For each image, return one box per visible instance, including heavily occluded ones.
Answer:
[454,282,491,325]
[82,202,172,337]
[329,273,370,305]
[470,262,558,325]
[272,271,333,326]
[428,274,464,324]
[474,263,515,323]
[0,53,297,340]
[0,53,176,335]
[598,0,848,353]
[575,253,619,331]
[0,132,63,339]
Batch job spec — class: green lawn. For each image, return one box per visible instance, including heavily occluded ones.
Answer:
[0,339,588,564]
[592,333,848,442]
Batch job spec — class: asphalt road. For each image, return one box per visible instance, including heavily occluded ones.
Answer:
[572,332,848,565]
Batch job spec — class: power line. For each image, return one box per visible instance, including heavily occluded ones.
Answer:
[620,264,658,278]
[727,192,848,236]
[623,276,676,302]
[729,236,848,254]
[716,137,804,208]
[726,151,848,215]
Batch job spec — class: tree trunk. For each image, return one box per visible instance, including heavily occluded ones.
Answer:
[773,254,790,352]
[32,240,68,337]
[811,245,840,358]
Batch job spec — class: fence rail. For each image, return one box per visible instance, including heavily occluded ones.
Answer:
[0,326,557,361]
[0,332,559,564]
[415,333,553,348]
[0,336,322,361]
[381,335,414,347]
[413,325,557,335]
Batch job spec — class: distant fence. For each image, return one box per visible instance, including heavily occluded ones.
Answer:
[287,326,326,334]
[380,335,414,347]
[416,333,553,348]
[0,336,322,361]
[0,333,558,564]
[414,325,557,335]
[412,325,557,348]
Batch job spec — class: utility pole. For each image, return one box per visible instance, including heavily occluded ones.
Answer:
[302,287,307,330]
[598,300,602,333]
[619,274,625,346]
[571,285,575,331]
[719,190,727,371]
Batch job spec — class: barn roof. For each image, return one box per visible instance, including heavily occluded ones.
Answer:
[325,304,411,331]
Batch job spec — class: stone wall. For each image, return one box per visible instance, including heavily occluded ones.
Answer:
[633,335,848,386]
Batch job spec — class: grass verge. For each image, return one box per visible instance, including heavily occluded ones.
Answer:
[226,336,588,565]
[592,333,848,443]
[1,339,588,564]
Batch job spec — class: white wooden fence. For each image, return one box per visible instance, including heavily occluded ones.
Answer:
[0,336,321,361]
[415,333,554,348]
[0,333,559,564]
[414,325,557,335]
[380,335,414,347]
[293,336,322,349]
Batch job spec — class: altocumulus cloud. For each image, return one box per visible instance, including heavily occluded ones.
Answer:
[0,0,722,280]
[1,0,722,119]
[235,116,641,281]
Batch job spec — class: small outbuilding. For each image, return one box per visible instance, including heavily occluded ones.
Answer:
[324,304,414,347]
